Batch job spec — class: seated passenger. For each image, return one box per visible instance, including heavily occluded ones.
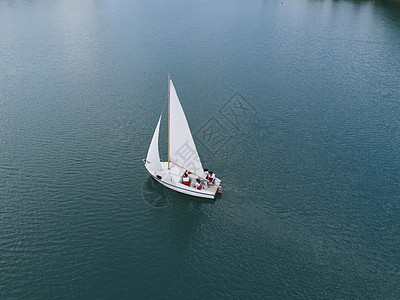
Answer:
[201,169,209,187]
[182,173,191,186]
[194,178,202,190]
[208,171,216,185]
[204,169,209,179]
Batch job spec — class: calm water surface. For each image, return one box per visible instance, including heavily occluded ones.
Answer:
[1,0,400,298]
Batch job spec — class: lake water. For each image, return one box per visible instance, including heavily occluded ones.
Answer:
[1,0,400,298]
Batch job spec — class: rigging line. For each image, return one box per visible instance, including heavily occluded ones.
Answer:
[169,161,209,182]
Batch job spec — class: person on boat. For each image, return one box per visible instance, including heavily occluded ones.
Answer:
[208,171,216,185]
[182,172,191,186]
[194,178,202,190]
[201,169,209,188]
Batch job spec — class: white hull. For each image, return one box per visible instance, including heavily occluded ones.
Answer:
[144,161,220,199]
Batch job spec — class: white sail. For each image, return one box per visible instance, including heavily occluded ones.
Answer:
[146,115,163,172]
[169,79,204,176]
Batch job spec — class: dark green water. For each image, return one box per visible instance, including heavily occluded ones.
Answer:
[1,0,400,298]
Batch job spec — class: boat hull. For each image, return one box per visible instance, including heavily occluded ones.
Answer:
[144,161,218,199]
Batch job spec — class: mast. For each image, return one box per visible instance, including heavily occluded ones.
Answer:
[168,74,171,169]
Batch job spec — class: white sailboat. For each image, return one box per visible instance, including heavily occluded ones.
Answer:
[143,75,221,199]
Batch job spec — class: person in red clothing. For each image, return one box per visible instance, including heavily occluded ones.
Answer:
[194,178,202,190]
[208,171,216,185]
[204,169,209,179]
[201,169,209,188]
[182,172,191,186]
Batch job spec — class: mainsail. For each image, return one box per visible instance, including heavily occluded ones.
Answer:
[169,79,204,176]
[146,115,162,172]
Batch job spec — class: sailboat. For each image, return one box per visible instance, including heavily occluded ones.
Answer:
[143,75,221,199]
